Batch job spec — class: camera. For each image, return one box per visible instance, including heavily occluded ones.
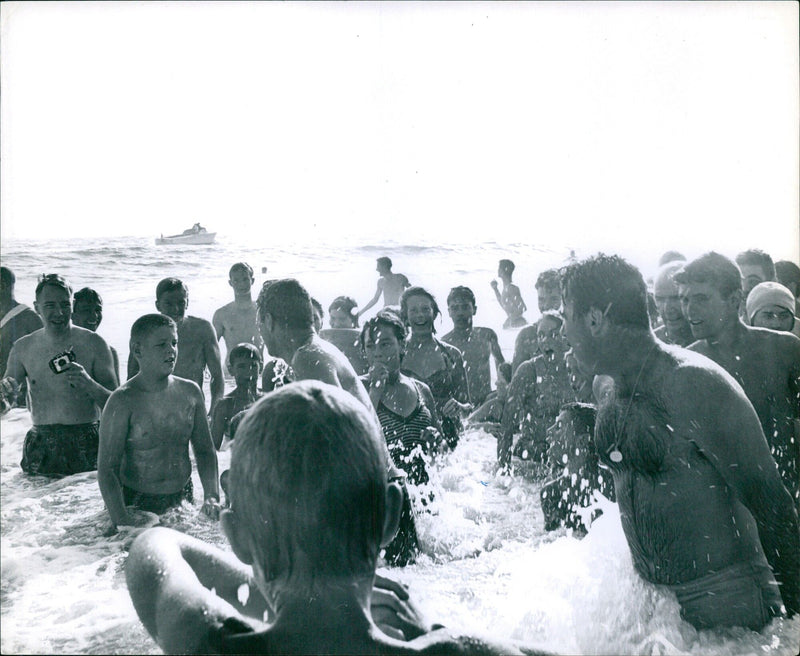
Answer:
[49,349,76,375]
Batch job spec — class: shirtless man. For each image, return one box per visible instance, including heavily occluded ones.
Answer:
[128,278,223,413]
[675,252,800,506]
[491,259,527,329]
[358,257,411,320]
[72,287,121,382]
[652,262,693,347]
[99,314,219,527]
[212,263,264,372]
[736,248,776,299]
[512,269,560,372]
[561,254,799,631]
[442,286,504,406]
[1,266,43,405]
[2,274,117,476]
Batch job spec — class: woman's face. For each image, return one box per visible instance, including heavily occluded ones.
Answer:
[405,294,435,334]
[329,307,355,329]
[364,326,403,372]
[752,305,795,332]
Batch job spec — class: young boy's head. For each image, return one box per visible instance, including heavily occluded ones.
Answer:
[130,313,178,376]
[222,381,401,593]
[537,310,567,357]
[311,298,324,334]
[228,262,255,296]
[446,286,476,330]
[546,402,597,471]
[535,269,561,314]
[155,278,189,322]
[328,296,359,329]
[73,287,104,332]
[228,343,263,386]
[498,259,515,279]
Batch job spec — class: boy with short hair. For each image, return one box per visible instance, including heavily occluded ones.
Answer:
[512,269,561,372]
[491,259,527,329]
[212,263,264,373]
[125,380,546,655]
[442,286,505,406]
[128,278,224,412]
[99,313,220,526]
[72,287,121,381]
[210,343,263,450]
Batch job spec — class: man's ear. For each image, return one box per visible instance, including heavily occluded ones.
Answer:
[587,307,606,336]
[221,509,254,565]
[380,481,403,548]
[33,300,41,317]
[154,299,162,313]
[130,340,141,359]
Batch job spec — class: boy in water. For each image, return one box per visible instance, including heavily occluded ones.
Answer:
[99,314,220,526]
[212,263,264,373]
[125,380,546,655]
[443,286,505,406]
[491,259,527,329]
[210,343,263,450]
[512,269,561,371]
[540,403,615,533]
[128,278,224,413]
[72,287,121,381]
[358,256,411,319]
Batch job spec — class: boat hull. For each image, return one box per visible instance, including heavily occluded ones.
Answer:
[155,232,216,245]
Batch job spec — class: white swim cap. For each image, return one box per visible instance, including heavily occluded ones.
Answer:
[745,281,795,322]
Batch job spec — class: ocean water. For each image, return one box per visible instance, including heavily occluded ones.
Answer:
[1,235,798,655]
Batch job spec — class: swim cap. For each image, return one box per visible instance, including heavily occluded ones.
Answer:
[745,281,795,322]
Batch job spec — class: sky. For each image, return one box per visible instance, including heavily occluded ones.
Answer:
[1,1,798,261]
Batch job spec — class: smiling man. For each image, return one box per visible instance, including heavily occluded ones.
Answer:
[2,274,118,476]
[560,253,799,631]
[652,262,694,347]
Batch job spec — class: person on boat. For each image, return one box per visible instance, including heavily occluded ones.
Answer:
[399,287,470,450]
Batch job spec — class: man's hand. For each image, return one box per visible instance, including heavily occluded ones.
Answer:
[0,377,20,414]
[371,572,432,641]
[64,362,96,395]
[442,398,470,419]
[490,280,499,290]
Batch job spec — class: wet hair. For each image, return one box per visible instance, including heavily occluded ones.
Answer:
[228,342,264,370]
[359,309,407,352]
[155,277,188,300]
[130,313,176,346]
[735,249,776,281]
[0,266,15,288]
[775,260,800,291]
[35,273,72,299]
[560,402,597,438]
[229,262,254,279]
[256,278,313,329]
[400,286,441,333]
[673,252,742,300]
[73,287,102,309]
[329,295,359,327]
[657,251,687,267]
[446,286,476,307]
[229,381,388,584]
[499,259,515,275]
[535,269,561,289]
[376,256,392,270]
[560,254,650,329]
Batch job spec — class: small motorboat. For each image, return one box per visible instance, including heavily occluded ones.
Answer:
[155,223,216,245]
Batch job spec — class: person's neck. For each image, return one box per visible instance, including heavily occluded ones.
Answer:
[409,329,434,343]
[135,371,171,391]
[44,323,73,345]
[234,381,259,398]
[233,292,253,305]
[270,579,373,634]
[604,330,659,395]
[706,315,745,350]
[0,295,18,315]
[452,323,472,336]
[275,328,315,362]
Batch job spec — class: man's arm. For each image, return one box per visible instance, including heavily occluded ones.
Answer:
[684,366,800,615]
[292,347,341,387]
[358,280,384,318]
[126,527,268,654]
[212,308,225,344]
[201,321,224,412]
[209,398,231,450]
[487,329,505,369]
[187,384,220,515]
[98,391,134,527]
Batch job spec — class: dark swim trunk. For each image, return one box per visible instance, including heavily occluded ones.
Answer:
[122,479,194,515]
[21,422,99,477]
[668,561,783,631]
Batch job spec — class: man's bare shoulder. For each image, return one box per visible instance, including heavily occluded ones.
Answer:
[10,327,45,353]
[182,316,217,338]
[441,330,456,343]
[213,302,236,318]
[474,327,499,342]
[662,346,747,407]
[746,324,800,355]
[408,627,535,655]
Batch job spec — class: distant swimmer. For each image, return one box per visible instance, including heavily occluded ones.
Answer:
[98,314,220,527]
[491,259,527,329]
[125,381,550,655]
[562,254,799,631]
[357,257,411,320]
[676,252,800,507]
[2,274,117,476]
[128,277,224,413]
[212,263,264,373]
[72,287,121,382]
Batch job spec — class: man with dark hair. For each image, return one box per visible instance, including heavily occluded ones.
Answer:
[736,248,777,298]
[512,269,562,372]
[2,274,117,476]
[675,252,800,506]
[560,253,799,631]
[358,257,411,319]
[0,266,43,398]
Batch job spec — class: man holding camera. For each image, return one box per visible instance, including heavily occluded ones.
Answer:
[2,274,117,476]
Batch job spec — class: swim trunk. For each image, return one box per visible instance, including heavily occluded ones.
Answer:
[21,422,99,477]
[122,479,194,515]
[668,561,783,631]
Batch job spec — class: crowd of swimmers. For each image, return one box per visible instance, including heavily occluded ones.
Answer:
[0,247,798,654]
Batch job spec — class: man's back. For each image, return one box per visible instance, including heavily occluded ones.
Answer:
[1,304,42,375]
[383,273,410,306]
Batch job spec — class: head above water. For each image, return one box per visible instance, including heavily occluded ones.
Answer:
[225,381,395,590]
[329,295,359,329]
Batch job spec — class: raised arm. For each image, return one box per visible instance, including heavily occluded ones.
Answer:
[188,384,220,516]
[98,391,134,527]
